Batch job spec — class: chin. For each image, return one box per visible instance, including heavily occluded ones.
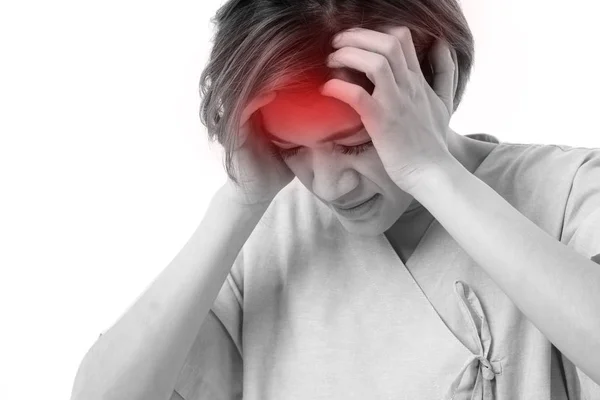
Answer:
[336,205,404,237]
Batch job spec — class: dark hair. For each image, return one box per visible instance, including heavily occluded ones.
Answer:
[199,0,475,185]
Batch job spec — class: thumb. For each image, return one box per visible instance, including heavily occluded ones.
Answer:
[429,39,456,115]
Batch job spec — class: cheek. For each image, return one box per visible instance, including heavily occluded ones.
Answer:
[359,153,391,179]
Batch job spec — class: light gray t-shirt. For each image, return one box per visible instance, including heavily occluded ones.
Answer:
[171,134,600,399]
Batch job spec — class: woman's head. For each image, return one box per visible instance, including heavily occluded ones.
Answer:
[199,0,474,235]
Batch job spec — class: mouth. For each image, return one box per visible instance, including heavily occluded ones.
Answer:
[332,193,379,210]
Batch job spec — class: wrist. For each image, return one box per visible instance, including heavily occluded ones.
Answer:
[408,157,464,201]
[218,181,274,211]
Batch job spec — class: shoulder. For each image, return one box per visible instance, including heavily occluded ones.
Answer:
[550,144,600,254]
[474,139,600,249]
[493,139,600,163]
[479,139,600,187]
[490,140,600,259]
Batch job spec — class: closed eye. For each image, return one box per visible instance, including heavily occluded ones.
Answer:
[275,141,374,160]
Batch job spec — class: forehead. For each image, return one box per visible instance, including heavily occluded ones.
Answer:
[259,90,362,141]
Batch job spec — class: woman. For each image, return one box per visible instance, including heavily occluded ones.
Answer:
[76,1,600,399]
[169,0,600,398]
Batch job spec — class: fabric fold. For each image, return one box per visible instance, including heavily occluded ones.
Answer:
[444,281,502,400]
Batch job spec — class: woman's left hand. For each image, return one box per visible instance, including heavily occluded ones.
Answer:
[321,26,458,194]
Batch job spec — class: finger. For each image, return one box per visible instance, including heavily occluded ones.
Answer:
[429,39,455,115]
[378,25,420,74]
[327,47,398,102]
[236,92,277,149]
[319,78,381,134]
[332,27,409,85]
[241,92,277,126]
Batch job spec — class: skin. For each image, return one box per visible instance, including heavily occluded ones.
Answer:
[259,91,498,248]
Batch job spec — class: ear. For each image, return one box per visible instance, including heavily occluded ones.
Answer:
[449,47,459,100]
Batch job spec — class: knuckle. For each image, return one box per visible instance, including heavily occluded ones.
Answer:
[386,25,411,40]
[336,47,350,58]
[406,82,418,98]
[384,36,399,54]
[401,26,412,38]
[395,25,411,39]
[374,54,389,75]
[410,87,418,99]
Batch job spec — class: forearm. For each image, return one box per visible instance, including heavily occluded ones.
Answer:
[71,184,269,400]
[411,158,600,383]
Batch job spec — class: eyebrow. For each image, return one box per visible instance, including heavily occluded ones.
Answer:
[263,124,365,145]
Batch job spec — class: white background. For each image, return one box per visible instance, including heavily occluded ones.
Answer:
[1,0,599,398]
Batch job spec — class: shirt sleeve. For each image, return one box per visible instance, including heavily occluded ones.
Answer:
[559,147,600,399]
[561,148,600,263]
[173,271,244,400]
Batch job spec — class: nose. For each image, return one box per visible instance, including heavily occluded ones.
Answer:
[310,151,360,203]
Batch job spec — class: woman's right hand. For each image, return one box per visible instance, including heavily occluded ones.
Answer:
[223,92,295,207]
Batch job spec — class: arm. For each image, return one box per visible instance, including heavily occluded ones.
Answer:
[70,184,270,400]
[411,157,600,384]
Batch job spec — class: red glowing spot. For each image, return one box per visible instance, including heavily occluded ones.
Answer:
[259,89,363,145]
